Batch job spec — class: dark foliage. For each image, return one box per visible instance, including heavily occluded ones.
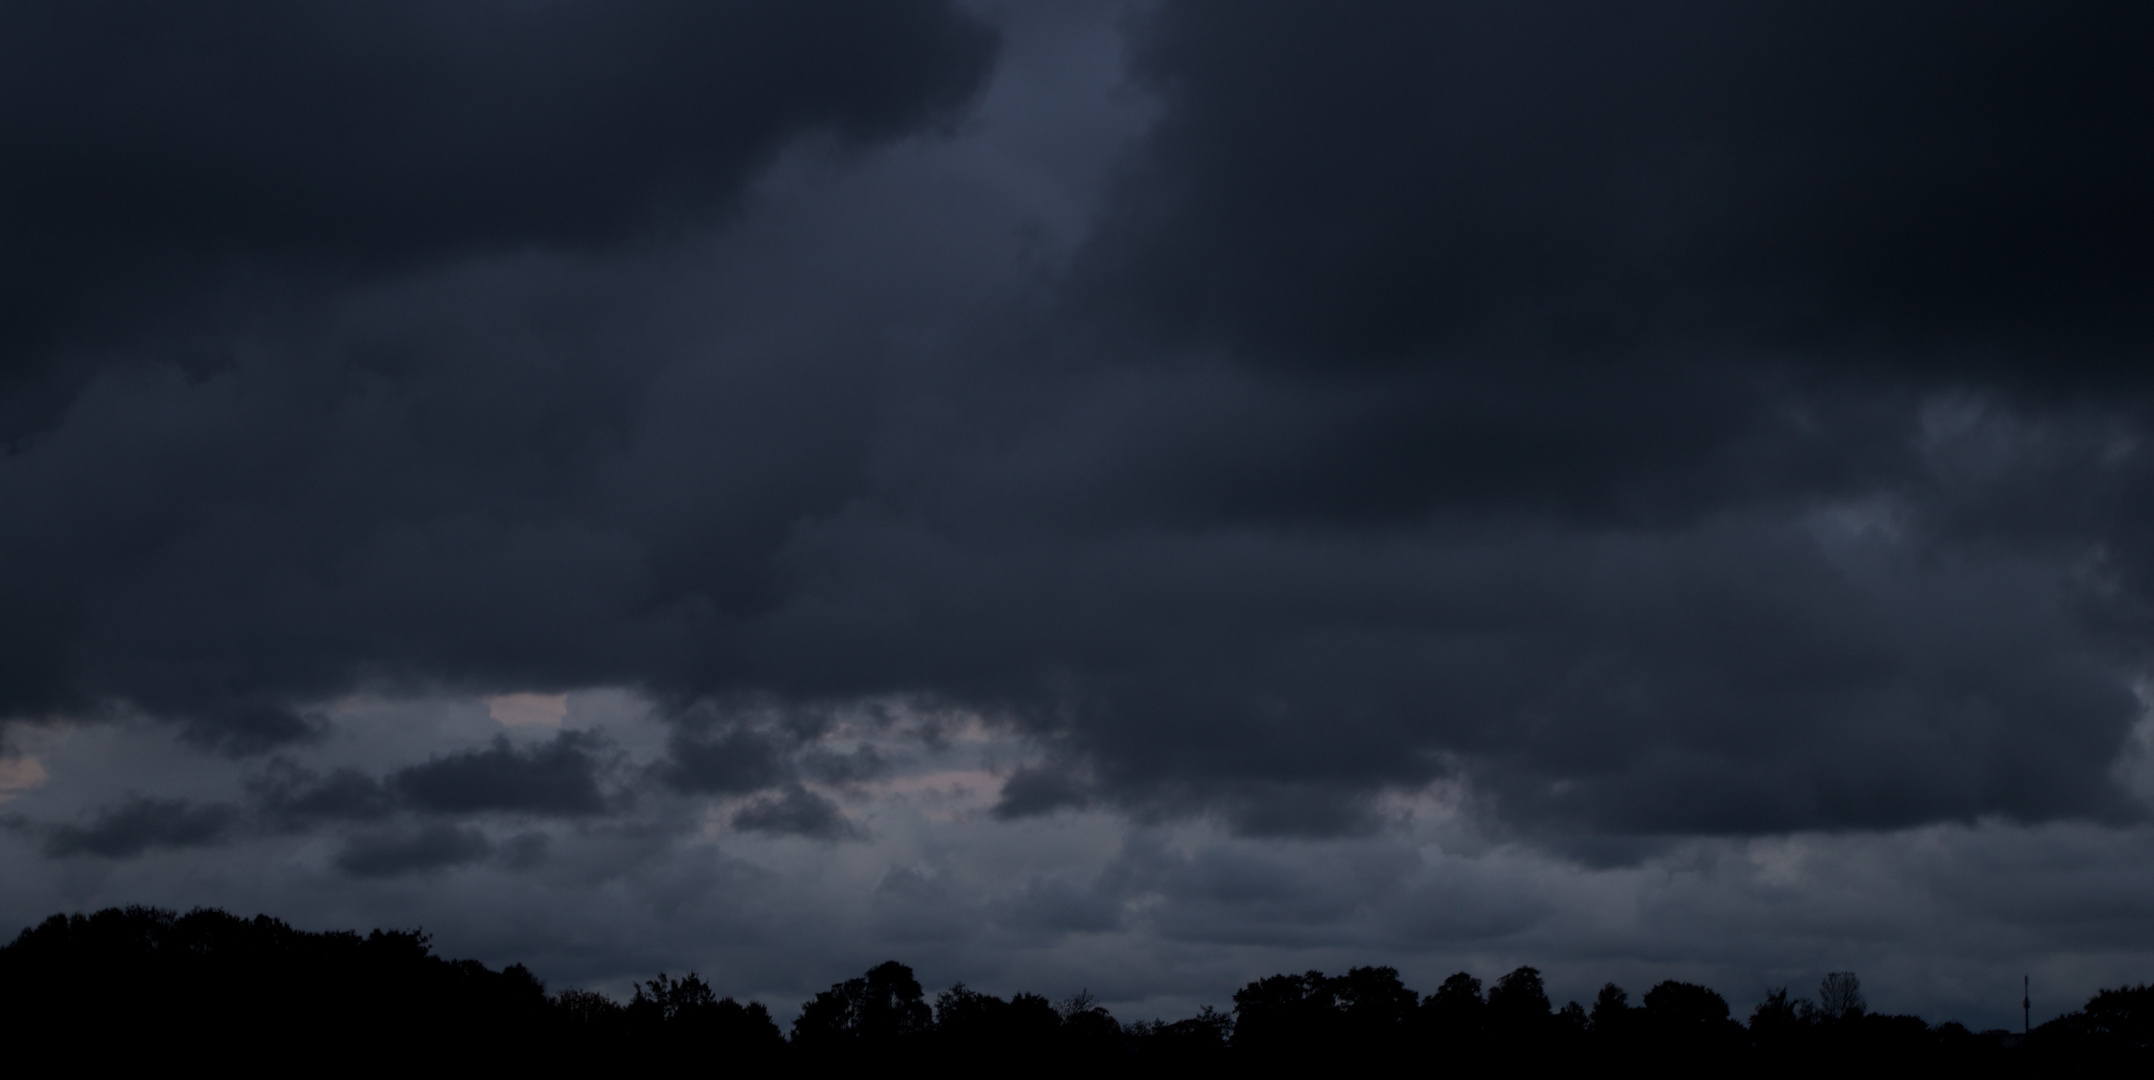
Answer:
[2031,983,2154,1068]
[792,959,934,1054]
[626,972,784,1060]
[4,906,2151,1074]
[0,905,550,1067]
[1639,980,1744,1065]
[934,983,1063,1061]
[1487,964,1554,1043]
[1228,965,1423,1063]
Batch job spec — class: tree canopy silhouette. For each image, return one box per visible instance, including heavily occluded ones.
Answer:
[3,905,2151,1072]
[792,959,933,1054]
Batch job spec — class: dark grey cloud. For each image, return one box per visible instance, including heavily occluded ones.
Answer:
[14,731,604,865]
[731,783,860,841]
[393,732,610,816]
[1044,0,2154,574]
[0,0,2150,853]
[15,7,2154,1031]
[0,0,995,413]
[871,865,983,946]
[0,0,999,750]
[899,0,2154,834]
[335,822,495,878]
[172,698,324,757]
[247,761,397,826]
[993,765,1091,821]
[754,502,2141,836]
[993,873,1124,937]
[800,745,887,787]
[40,796,240,858]
[499,830,551,870]
[1083,2,2154,377]
[1097,834,1457,949]
[663,721,796,796]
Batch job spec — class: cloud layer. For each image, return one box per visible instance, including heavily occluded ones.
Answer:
[3,0,2154,1025]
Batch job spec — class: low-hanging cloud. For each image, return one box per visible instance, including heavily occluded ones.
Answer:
[335,822,496,878]
[248,762,398,826]
[731,783,861,841]
[39,796,241,858]
[393,732,612,817]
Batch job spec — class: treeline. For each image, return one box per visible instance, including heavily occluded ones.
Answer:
[3,907,2149,1074]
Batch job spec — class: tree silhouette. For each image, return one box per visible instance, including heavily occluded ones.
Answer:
[1643,980,1731,1027]
[2079,984,2154,1050]
[0,906,551,1068]
[1818,972,1865,1020]
[1231,971,1335,1055]
[1126,1005,1231,1062]
[1229,966,1415,1060]
[1334,964,1420,1044]
[2035,982,2154,1066]
[933,983,1061,1060]
[1417,969,1487,1060]
[1747,985,1807,1055]
[1487,965,1553,1043]
[1058,989,1125,1057]
[1646,980,1740,1054]
[626,970,783,1061]
[792,960,932,1054]
[555,987,626,1028]
[5,904,2151,1069]
[1591,981,1636,1041]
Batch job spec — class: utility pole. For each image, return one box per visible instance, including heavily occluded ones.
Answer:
[2023,974,2030,1037]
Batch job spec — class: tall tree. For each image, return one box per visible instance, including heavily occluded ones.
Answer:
[792,960,933,1053]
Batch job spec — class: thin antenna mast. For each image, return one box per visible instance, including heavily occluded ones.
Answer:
[2022,974,2029,1036]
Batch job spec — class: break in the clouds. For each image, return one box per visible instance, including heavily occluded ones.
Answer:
[4,0,2154,1029]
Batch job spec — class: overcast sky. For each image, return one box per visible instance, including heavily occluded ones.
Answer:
[5,0,2154,1031]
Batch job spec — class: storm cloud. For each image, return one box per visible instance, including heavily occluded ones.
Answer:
[0,0,994,406]
[393,732,611,816]
[335,822,495,878]
[1,0,2150,835]
[2,0,2154,1027]
[732,783,860,841]
[40,795,240,858]
[1086,3,2154,371]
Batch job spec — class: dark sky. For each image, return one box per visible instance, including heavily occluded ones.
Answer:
[5,0,2154,1028]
